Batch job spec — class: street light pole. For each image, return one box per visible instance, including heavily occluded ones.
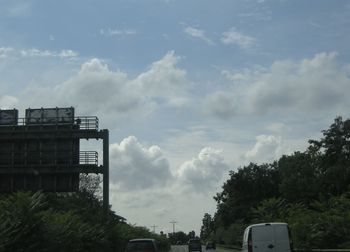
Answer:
[150,225,158,233]
[170,220,178,234]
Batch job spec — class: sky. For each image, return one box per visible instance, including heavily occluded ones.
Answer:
[1,0,350,235]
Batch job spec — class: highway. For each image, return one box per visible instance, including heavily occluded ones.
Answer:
[170,245,239,252]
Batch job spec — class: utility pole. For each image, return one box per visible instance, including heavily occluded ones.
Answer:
[170,220,178,234]
[102,129,109,216]
[150,225,158,233]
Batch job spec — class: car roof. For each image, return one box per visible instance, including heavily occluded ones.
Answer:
[245,222,288,230]
[129,239,155,242]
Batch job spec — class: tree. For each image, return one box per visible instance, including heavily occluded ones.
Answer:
[214,163,280,226]
[0,191,46,252]
[79,173,102,199]
[168,231,189,244]
[0,191,170,252]
[278,152,320,203]
[309,116,350,196]
[200,213,214,240]
[188,231,196,239]
[210,116,350,249]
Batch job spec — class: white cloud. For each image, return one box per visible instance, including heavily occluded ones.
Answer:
[221,66,266,83]
[100,28,137,37]
[266,122,288,133]
[0,95,18,108]
[203,91,238,119]
[110,136,173,191]
[0,47,14,58]
[58,50,78,58]
[133,51,190,107]
[154,207,170,217]
[184,26,214,45]
[221,27,256,49]
[20,48,78,59]
[204,52,350,118]
[110,183,215,234]
[245,135,282,163]
[177,147,229,194]
[15,51,189,123]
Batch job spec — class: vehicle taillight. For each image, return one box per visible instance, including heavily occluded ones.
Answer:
[248,228,252,252]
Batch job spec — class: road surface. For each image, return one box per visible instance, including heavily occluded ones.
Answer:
[170,245,240,252]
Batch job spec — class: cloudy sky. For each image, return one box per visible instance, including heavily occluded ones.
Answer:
[1,0,350,234]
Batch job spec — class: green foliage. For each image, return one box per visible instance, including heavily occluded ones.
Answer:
[309,116,350,196]
[214,163,279,225]
[278,152,320,203]
[212,117,350,249]
[167,231,188,244]
[0,191,170,252]
[40,209,107,251]
[0,191,46,252]
[213,222,245,247]
[251,197,289,222]
[200,213,214,240]
[167,230,196,245]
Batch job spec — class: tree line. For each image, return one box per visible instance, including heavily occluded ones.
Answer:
[167,230,197,245]
[200,116,350,249]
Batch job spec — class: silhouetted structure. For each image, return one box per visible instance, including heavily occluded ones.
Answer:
[0,107,109,211]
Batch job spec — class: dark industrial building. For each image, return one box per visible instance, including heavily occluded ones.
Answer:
[0,107,109,210]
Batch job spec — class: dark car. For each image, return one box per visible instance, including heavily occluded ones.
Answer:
[188,238,202,252]
[125,239,159,252]
[205,241,216,250]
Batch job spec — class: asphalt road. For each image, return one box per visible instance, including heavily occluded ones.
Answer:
[170,245,240,252]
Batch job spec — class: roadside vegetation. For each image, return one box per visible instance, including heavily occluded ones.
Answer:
[200,116,350,249]
[0,176,170,252]
[167,230,197,245]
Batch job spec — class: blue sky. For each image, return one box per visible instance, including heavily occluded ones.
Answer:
[1,0,350,234]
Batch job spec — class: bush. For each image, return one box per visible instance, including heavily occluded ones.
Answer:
[0,191,171,252]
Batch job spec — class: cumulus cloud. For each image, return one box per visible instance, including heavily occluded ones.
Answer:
[245,135,282,163]
[17,51,189,122]
[133,51,190,107]
[37,58,142,116]
[204,52,350,118]
[177,147,229,193]
[221,27,256,49]
[110,136,173,191]
[203,91,238,119]
[184,26,213,45]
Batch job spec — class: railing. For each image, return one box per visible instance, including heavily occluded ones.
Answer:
[215,245,350,252]
[74,116,99,130]
[79,151,98,165]
[295,250,350,252]
[0,116,99,130]
[0,151,98,166]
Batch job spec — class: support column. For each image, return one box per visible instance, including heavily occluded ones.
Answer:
[102,129,109,215]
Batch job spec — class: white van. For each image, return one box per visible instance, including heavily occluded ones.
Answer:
[242,223,293,252]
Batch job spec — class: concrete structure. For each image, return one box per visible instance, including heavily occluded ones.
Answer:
[0,107,109,212]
